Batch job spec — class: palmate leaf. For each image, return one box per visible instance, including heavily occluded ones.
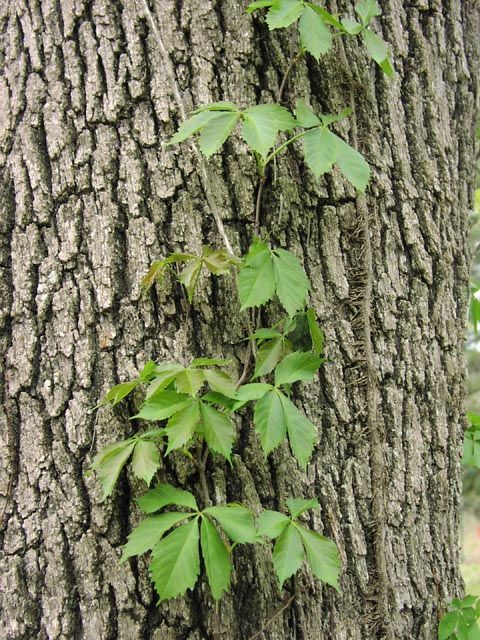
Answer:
[274,351,323,386]
[296,525,341,590]
[150,517,201,602]
[199,112,242,157]
[257,510,291,539]
[204,369,237,398]
[88,439,136,500]
[167,111,220,145]
[232,382,272,410]
[334,134,371,192]
[272,522,304,587]
[165,401,200,454]
[134,391,192,421]
[306,4,342,30]
[341,18,363,35]
[354,0,381,25]
[295,100,321,129]
[272,249,311,317]
[253,337,291,379]
[178,259,203,302]
[242,104,296,158]
[254,388,287,456]
[120,512,193,562]
[286,497,318,520]
[200,517,231,600]
[265,0,304,29]
[137,483,198,513]
[363,29,393,76]
[306,308,324,355]
[302,127,338,178]
[131,439,161,485]
[237,242,276,310]
[96,380,140,408]
[247,0,275,12]
[199,402,235,461]
[175,368,205,396]
[299,5,332,60]
[203,505,257,543]
[279,393,317,470]
[146,364,185,398]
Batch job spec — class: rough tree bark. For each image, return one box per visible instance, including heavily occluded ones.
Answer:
[0,1,478,639]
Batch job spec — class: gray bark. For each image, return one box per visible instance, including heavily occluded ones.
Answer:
[0,1,478,639]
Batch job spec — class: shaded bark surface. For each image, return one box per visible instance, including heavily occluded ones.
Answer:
[0,1,478,638]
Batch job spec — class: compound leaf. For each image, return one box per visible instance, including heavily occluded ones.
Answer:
[302,127,338,179]
[272,249,311,317]
[178,259,203,302]
[204,505,257,543]
[295,100,321,129]
[341,18,363,35]
[334,134,370,192]
[258,510,291,539]
[168,111,219,145]
[266,0,304,30]
[253,337,289,379]
[354,0,381,25]
[193,101,238,113]
[199,111,242,157]
[175,369,205,396]
[306,4,342,30]
[296,524,341,590]
[254,388,287,456]
[150,517,201,602]
[272,522,304,587]
[89,439,136,500]
[204,369,237,398]
[165,401,200,454]
[134,391,193,421]
[146,364,185,398]
[237,243,275,310]
[299,5,332,60]
[286,497,318,520]
[242,104,296,158]
[247,0,275,11]
[279,393,317,469]
[232,382,272,410]
[200,517,232,600]
[306,308,324,355]
[275,351,323,386]
[120,512,193,562]
[131,439,161,485]
[136,483,198,513]
[97,380,140,408]
[199,402,235,461]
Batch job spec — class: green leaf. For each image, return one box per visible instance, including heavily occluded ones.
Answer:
[237,244,276,310]
[319,109,352,126]
[242,104,296,158]
[204,505,257,543]
[272,249,311,317]
[175,369,205,396]
[191,357,232,367]
[89,439,136,499]
[146,364,185,398]
[295,100,321,129]
[354,0,381,26]
[253,337,291,379]
[272,523,304,587]
[131,439,161,485]
[247,0,275,12]
[134,391,193,421]
[204,369,237,398]
[438,611,459,640]
[201,391,236,411]
[247,328,284,341]
[192,101,238,113]
[254,388,287,456]
[380,57,394,76]
[296,525,341,590]
[299,5,332,60]
[341,18,363,35]
[200,517,232,600]
[232,382,272,409]
[266,0,304,30]
[136,483,198,513]
[306,4,342,30]
[97,380,140,408]
[333,134,370,192]
[120,512,193,562]
[199,111,242,157]
[286,497,318,520]
[150,517,201,602]
[165,401,200,454]
[178,259,203,302]
[199,402,235,461]
[202,248,242,275]
[167,111,219,145]
[363,28,388,65]
[306,308,324,355]
[279,393,317,469]
[257,510,291,538]
[275,351,323,386]
[302,127,338,179]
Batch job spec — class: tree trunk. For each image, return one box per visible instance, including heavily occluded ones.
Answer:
[0,1,478,638]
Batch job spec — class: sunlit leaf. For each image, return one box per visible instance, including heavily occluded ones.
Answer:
[306,308,324,355]
[200,517,232,600]
[131,439,161,485]
[204,505,257,543]
[266,0,304,30]
[296,524,341,590]
[136,483,198,513]
[242,104,296,158]
[199,402,235,461]
[299,5,332,60]
[175,369,205,396]
[275,351,323,386]
[237,242,276,310]
[272,522,304,586]
[254,388,287,456]
[253,337,291,379]
[257,510,291,538]
[279,393,317,469]
[354,0,381,26]
[120,512,193,562]
[199,112,242,157]
[204,370,237,398]
[333,134,370,192]
[286,497,318,520]
[295,100,321,129]
[165,401,200,454]
[89,439,136,499]
[134,391,193,421]
[272,249,311,317]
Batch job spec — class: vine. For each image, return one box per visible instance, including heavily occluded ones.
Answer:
[88,0,393,620]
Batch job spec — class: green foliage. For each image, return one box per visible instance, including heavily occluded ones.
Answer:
[470,283,480,337]
[463,413,480,468]
[438,595,480,640]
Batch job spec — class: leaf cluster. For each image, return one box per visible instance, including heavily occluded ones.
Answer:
[463,413,480,469]
[438,595,480,640]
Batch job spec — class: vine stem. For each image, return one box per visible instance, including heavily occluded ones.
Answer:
[196,442,211,508]
[139,0,234,254]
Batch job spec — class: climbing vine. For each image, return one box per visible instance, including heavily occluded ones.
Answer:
[89,0,392,610]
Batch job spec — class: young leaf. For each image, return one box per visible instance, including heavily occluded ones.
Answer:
[150,517,201,602]
[204,369,237,398]
[286,497,318,520]
[257,510,291,539]
[167,111,219,145]
[139,360,157,380]
[296,525,341,590]
[165,401,200,454]
[202,248,242,275]
[247,0,275,12]
[178,259,203,301]
[306,308,324,355]
[90,440,136,499]
[275,351,323,386]
[298,5,332,60]
[254,388,287,456]
[192,101,238,113]
[131,439,161,485]
[97,380,140,408]
[199,112,242,157]
[246,328,284,341]
[242,104,296,158]
[319,109,352,127]
[191,357,232,367]
[136,483,198,513]
[200,516,232,600]
[354,0,381,26]
[175,368,205,396]
[272,522,304,587]
[146,364,185,398]
[134,391,193,421]
[272,249,311,317]
[204,505,257,543]
[199,402,235,461]
[306,4,342,30]
[302,127,338,179]
[232,382,272,409]
[295,100,321,129]
[120,512,193,562]
[237,244,276,310]
[265,0,304,30]
[333,134,370,192]
[253,337,290,379]
[279,393,317,469]
[341,18,363,35]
